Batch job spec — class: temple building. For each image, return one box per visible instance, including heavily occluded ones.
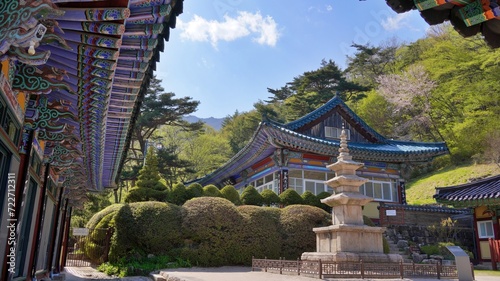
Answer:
[434,175,500,263]
[0,0,183,280]
[195,96,449,219]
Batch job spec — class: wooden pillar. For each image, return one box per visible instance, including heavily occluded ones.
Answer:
[54,198,68,273]
[27,163,50,280]
[47,184,65,274]
[1,129,34,281]
[60,207,72,271]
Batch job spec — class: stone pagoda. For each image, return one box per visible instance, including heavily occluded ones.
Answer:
[301,127,402,263]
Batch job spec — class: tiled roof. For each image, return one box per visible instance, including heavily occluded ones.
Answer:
[4,0,183,191]
[284,95,386,142]
[196,119,449,187]
[434,174,500,207]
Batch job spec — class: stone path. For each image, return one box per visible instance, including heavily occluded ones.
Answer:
[61,265,499,281]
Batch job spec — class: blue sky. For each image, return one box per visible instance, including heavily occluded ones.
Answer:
[157,1,430,118]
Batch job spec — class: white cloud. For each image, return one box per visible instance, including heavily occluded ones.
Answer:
[381,13,411,31]
[178,11,280,48]
[326,5,333,12]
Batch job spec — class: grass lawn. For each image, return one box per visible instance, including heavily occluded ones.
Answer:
[405,163,500,205]
[474,269,500,276]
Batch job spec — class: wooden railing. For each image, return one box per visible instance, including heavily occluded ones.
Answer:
[252,257,462,279]
[489,238,500,270]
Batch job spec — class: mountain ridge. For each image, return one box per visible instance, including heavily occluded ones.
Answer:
[183,115,224,130]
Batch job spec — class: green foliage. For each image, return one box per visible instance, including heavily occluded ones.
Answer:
[86,204,124,229]
[169,182,188,205]
[181,197,242,266]
[108,202,183,262]
[279,189,304,206]
[234,206,282,264]
[301,191,320,207]
[261,189,281,206]
[221,110,262,154]
[420,242,458,260]
[186,183,203,200]
[124,187,168,203]
[136,147,166,191]
[91,199,332,269]
[202,184,222,197]
[316,191,332,213]
[240,186,264,206]
[406,163,500,204]
[383,237,390,254]
[267,59,368,122]
[280,205,331,259]
[72,190,113,227]
[220,185,242,205]
[98,255,191,277]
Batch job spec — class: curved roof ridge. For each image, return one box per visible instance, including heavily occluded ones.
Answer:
[283,95,387,142]
[387,139,447,146]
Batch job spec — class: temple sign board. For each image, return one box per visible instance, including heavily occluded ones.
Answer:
[445,246,473,281]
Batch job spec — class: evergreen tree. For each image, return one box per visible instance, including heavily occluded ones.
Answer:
[124,147,168,202]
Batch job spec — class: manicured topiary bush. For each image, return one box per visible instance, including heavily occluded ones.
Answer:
[233,206,282,264]
[301,191,321,207]
[202,184,223,197]
[240,186,263,206]
[279,205,331,259]
[108,202,183,261]
[279,189,304,206]
[220,185,242,205]
[186,183,203,200]
[261,189,280,206]
[86,204,124,229]
[316,191,332,212]
[181,197,243,266]
[169,182,188,205]
[124,187,169,203]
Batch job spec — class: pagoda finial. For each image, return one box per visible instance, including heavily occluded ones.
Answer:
[338,123,352,161]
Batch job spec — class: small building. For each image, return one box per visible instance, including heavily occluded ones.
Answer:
[195,96,449,220]
[434,174,500,262]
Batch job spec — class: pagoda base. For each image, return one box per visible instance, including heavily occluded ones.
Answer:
[301,252,402,263]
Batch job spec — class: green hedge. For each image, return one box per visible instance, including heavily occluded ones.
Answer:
[220,185,242,205]
[280,205,331,259]
[109,202,183,261]
[181,197,242,266]
[89,197,331,267]
[234,206,282,264]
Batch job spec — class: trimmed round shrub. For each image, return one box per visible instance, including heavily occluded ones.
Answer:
[108,201,183,261]
[316,191,333,213]
[240,186,263,206]
[124,187,168,203]
[280,205,331,259]
[234,206,282,264]
[220,185,242,205]
[301,191,320,207]
[181,197,243,266]
[169,182,188,205]
[186,183,203,200]
[279,189,303,206]
[261,189,280,206]
[86,204,124,229]
[202,184,223,197]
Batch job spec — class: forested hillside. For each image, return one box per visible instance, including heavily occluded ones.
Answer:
[121,23,499,188]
